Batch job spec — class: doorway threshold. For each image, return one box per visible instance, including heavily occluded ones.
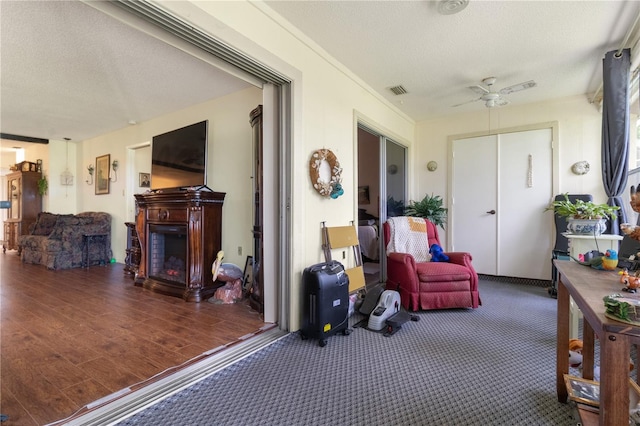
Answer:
[56,326,288,426]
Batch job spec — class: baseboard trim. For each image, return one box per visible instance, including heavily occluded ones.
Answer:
[479,274,551,288]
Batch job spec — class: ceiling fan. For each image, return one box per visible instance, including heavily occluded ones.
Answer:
[453,77,537,108]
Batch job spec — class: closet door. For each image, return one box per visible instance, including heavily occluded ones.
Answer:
[451,128,553,280]
[452,135,498,275]
[498,129,553,279]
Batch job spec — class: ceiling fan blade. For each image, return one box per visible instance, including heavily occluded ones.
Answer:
[451,96,482,107]
[469,85,490,95]
[498,80,536,95]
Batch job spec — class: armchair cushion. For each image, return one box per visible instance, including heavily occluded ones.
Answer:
[31,212,59,236]
[383,217,480,311]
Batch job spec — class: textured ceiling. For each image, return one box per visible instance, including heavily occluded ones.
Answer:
[0,0,251,144]
[1,0,639,154]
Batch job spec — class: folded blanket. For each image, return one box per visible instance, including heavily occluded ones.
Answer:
[386,217,431,262]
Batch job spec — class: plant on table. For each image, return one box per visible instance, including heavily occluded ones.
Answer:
[544,193,619,220]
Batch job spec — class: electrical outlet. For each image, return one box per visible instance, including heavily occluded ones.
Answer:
[238,246,242,256]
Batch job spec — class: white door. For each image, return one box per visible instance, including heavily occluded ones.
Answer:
[452,135,498,275]
[452,128,553,280]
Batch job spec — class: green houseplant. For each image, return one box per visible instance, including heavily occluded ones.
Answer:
[37,176,48,196]
[404,193,448,229]
[545,194,619,220]
[545,193,619,235]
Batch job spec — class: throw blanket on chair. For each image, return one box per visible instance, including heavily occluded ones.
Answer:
[386,217,431,262]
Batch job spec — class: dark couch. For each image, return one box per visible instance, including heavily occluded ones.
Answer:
[18,211,112,270]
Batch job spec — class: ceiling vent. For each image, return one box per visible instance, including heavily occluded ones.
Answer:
[438,0,469,15]
[388,85,408,96]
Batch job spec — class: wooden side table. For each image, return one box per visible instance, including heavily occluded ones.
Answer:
[124,222,140,278]
[82,233,109,268]
[555,260,638,426]
[562,233,623,339]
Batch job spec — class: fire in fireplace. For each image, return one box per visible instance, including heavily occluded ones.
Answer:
[149,224,187,285]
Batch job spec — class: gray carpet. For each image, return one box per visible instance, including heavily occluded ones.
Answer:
[118,280,577,425]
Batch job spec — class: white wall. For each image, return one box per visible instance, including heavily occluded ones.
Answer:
[416,95,637,249]
[79,87,262,268]
[46,140,78,214]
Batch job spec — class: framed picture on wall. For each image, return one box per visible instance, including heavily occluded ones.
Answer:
[95,154,110,195]
[139,172,150,188]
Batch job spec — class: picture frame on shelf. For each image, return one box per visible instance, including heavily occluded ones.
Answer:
[358,185,370,205]
[139,172,150,188]
[564,375,599,407]
[95,154,110,195]
[242,256,254,293]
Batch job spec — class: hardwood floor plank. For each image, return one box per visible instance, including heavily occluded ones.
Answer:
[77,357,144,393]
[17,316,103,365]
[1,357,79,425]
[0,251,269,425]
[0,383,39,426]
[62,379,111,409]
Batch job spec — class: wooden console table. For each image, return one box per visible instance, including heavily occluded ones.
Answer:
[562,233,623,339]
[555,260,639,425]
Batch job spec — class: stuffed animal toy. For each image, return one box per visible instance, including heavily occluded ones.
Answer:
[429,244,449,262]
[573,249,617,270]
[620,268,640,292]
[569,338,585,368]
[569,338,634,381]
[602,249,618,270]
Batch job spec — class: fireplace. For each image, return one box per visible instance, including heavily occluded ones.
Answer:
[149,224,187,285]
[134,188,225,302]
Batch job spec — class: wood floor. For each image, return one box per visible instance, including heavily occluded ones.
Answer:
[0,251,268,425]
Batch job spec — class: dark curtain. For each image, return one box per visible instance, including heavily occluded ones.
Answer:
[601,48,631,234]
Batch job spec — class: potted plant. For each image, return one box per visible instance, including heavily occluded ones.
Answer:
[37,176,48,196]
[404,193,448,229]
[386,196,405,217]
[545,193,619,235]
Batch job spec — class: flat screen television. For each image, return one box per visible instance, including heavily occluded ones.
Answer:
[151,121,208,190]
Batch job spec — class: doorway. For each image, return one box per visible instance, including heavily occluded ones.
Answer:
[451,127,553,280]
[357,125,407,286]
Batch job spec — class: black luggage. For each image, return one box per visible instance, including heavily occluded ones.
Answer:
[300,260,351,347]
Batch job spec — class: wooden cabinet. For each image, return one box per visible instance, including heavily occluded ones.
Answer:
[3,171,42,253]
[134,189,225,302]
[249,105,264,313]
[124,222,141,278]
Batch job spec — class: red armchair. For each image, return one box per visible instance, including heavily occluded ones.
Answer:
[383,217,480,311]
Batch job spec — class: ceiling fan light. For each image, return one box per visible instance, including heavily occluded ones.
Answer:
[438,0,469,15]
[485,99,495,108]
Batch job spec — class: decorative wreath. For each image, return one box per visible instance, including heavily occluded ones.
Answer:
[309,148,344,199]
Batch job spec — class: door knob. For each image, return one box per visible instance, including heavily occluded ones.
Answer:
[486,210,496,215]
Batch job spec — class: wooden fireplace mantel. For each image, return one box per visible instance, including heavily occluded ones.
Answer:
[134,188,225,302]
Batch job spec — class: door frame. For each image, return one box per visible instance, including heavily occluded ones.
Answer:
[447,121,560,272]
[356,117,410,284]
